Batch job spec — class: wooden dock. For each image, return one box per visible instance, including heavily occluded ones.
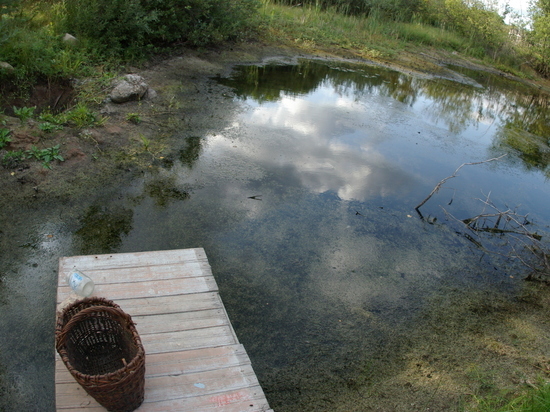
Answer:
[55,248,273,411]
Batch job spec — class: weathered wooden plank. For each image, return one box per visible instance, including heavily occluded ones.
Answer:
[56,387,273,412]
[142,365,260,402]
[56,345,252,383]
[144,387,274,412]
[58,249,204,272]
[59,261,210,285]
[140,325,239,354]
[115,292,224,317]
[57,276,218,303]
[57,364,260,405]
[143,345,252,378]
[133,309,229,335]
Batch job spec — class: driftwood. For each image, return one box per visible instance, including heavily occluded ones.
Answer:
[415,154,507,213]
[416,156,550,281]
[442,192,548,281]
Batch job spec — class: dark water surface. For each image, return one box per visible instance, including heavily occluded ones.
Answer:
[1,58,550,411]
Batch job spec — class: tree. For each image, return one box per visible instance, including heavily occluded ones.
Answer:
[530,0,550,76]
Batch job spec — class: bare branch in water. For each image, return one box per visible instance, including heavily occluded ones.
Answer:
[415,154,507,213]
[442,192,549,281]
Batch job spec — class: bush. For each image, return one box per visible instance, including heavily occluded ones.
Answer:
[64,0,260,57]
[64,0,154,57]
[0,1,91,84]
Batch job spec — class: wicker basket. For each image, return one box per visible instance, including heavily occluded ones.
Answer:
[55,297,146,412]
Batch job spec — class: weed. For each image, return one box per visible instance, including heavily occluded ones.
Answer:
[13,106,35,123]
[472,380,550,412]
[126,112,142,124]
[25,144,64,168]
[0,128,11,149]
[38,111,65,125]
[65,103,103,128]
[39,122,64,133]
[1,149,25,169]
[74,72,118,106]
[167,95,182,110]
[139,134,151,151]
[467,365,496,393]
[37,111,65,132]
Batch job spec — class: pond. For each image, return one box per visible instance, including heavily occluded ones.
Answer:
[1,57,550,411]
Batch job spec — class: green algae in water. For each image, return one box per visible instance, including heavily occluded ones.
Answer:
[3,56,550,411]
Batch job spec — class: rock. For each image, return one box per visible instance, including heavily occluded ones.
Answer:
[146,88,158,99]
[62,33,78,45]
[110,74,149,104]
[0,61,14,71]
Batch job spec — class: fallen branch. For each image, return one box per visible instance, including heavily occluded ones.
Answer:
[441,193,549,281]
[415,154,507,213]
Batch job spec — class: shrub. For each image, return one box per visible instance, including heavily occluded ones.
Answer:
[0,1,91,84]
[0,128,11,149]
[64,0,261,58]
[63,0,154,58]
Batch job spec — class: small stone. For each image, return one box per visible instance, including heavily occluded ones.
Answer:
[110,74,149,104]
[62,33,78,45]
[146,88,158,99]
[0,61,14,71]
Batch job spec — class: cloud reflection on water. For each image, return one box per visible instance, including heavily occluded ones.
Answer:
[211,87,416,202]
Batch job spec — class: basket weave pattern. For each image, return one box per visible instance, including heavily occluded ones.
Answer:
[56,297,146,412]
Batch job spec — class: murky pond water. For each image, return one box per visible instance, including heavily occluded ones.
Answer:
[1,57,550,411]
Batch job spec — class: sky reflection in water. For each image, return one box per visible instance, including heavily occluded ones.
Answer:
[5,58,550,412]
[120,60,550,410]
[212,61,550,219]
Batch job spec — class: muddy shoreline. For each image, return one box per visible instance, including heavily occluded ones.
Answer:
[1,43,547,207]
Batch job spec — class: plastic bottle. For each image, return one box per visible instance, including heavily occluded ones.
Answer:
[67,270,95,297]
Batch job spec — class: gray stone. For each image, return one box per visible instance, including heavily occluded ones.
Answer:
[0,61,14,71]
[62,33,78,45]
[110,74,148,104]
[146,88,158,99]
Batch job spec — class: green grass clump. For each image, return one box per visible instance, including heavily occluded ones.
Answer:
[391,22,467,50]
[0,5,92,82]
[471,381,550,412]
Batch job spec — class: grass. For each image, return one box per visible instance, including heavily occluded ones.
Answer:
[470,381,550,412]
[260,3,401,59]
[258,2,520,70]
